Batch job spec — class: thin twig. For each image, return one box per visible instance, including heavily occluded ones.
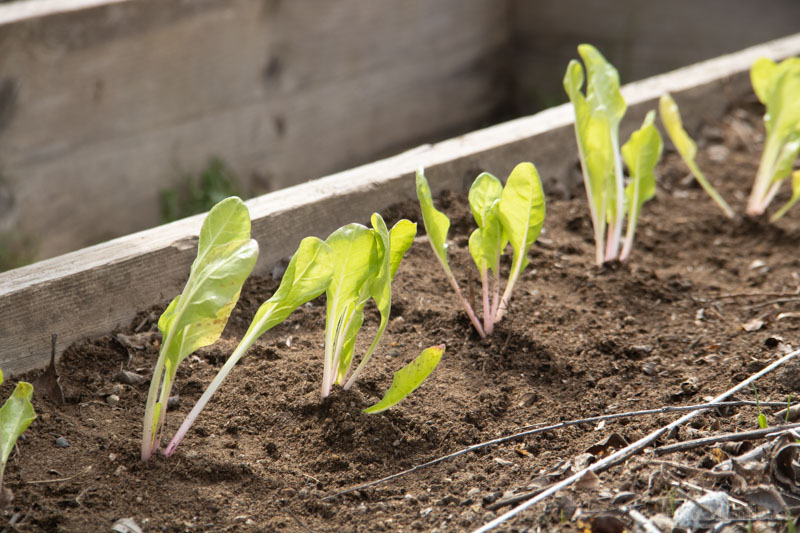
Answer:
[322,400,786,501]
[472,348,800,533]
[285,509,316,533]
[709,291,797,300]
[27,465,93,484]
[748,297,800,309]
[655,422,800,456]
[623,507,661,533]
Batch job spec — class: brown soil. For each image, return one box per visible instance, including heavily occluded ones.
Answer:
[4,99,800,533]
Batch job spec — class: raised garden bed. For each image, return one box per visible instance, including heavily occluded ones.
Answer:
[2,34,800,532]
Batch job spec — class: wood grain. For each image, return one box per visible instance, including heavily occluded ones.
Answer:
[0,0,510,258]
[2,33,799,375]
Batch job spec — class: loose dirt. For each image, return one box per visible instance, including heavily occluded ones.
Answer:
[3,98,800,532]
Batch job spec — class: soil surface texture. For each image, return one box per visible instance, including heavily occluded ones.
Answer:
[4,99,800,533]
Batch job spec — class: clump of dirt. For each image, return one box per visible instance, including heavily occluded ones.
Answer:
[3,102,800,532]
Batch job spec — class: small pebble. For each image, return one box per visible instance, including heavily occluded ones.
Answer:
[167,395,180,409]
[55,436,70,448]
[356,504,368,514]
[466,487,480,498]
[106,394,120,407]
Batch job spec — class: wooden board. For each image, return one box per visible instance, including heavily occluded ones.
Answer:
[1,33,800,375]
[0,0,510,258]
[509,0,800,114]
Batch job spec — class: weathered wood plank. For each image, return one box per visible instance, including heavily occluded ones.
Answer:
[2,33,799,376]
[0,0,510,259]
[509,0,800,114]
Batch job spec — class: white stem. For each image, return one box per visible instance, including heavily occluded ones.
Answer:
[164,325,262,457]
[605,133,625,261]
[481,267,492,335]
[747,136,781,216]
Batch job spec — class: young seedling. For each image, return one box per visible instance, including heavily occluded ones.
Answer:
[321,214,417,398]
[142,197,259,460]
[563,44,663,265]
[416,162,545,337]
[659,93,735,219]
[747,57,800,219]
[163,213,435,455]
[165,236,333,456]
[0,370,36,506]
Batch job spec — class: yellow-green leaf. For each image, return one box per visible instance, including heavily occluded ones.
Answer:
[364,345,444,414]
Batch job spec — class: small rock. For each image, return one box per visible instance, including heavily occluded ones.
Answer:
[643,362,657,376]
[466,488,480,498]
[420,507,433,517]
[439,495,458,506]
[673,491,729,529]
[106,394,120,407]
[459,510,476,527]
[111,518,143,533]
[55,436,70,448]
[404,493,417,504]
[167,395,180,409]
[356,504,368,514]
[650,514,673,531]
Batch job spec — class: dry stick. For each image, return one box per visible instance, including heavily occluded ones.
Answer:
[322,400,781,501]
[748,297,800,309]
[623,507,661,533]
[471,348,800,533]
[710,291,797,300]
[654,422,800,456]
[26,466,93,485]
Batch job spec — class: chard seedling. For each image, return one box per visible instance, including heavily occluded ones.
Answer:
[416,163,545,336]
[321,214,416,398]
[142,197,259,460]
[165,236,333,456]
[747,57,800,219]
[0,370,36,505]
[659,93,735,218]
[563,44,663,265]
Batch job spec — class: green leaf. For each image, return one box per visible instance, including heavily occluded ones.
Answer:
[623,111,661,211]
[659,94,734,218]
[659,94,696,162]
[770,170,800,222]
[342,216,415,390]
[469,200,505,276]
[163,237,333,457]
[578,44,626,129]
[247,237,333,338]
[468,173,506,277]
[363,345,445,414]
[758,413,768,429]
[498,163,546,275]
[143,196,259,459]
[468,173,503,227]
[323,224,379,396]
[620,111,662,260]
[158,198,259,368]
[415,169,452,275]
[388,219,417,280]
[0,381,36,483]
[751,57,777,104]
[748,57,800,216]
